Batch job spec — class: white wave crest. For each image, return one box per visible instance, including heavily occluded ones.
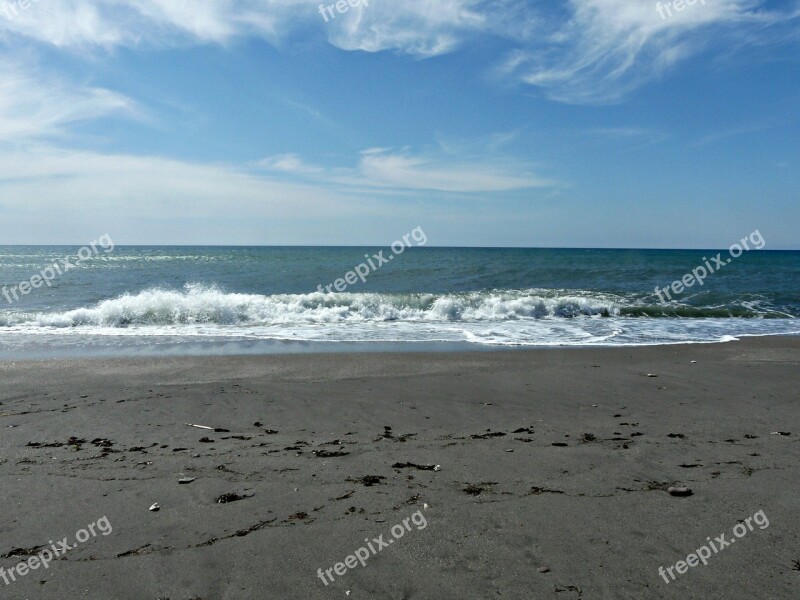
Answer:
[0,284,620,329]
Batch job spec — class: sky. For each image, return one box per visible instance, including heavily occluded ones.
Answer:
[0,0,799,248]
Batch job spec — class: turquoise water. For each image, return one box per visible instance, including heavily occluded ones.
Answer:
[0,246,798,356]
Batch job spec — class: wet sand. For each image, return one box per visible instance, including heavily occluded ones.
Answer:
[0,337,798,599]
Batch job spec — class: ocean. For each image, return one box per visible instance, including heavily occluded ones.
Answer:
[0,246,798,358]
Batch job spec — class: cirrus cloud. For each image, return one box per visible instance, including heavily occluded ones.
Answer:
[257,147,555,193]
[0,0,796,104]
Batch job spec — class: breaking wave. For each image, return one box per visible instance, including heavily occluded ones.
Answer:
[0,285,797,349]
[0,285,624,328]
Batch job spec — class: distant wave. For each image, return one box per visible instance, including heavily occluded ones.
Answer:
[0,284,791,330]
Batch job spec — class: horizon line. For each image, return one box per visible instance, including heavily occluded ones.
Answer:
[1,244,799,251]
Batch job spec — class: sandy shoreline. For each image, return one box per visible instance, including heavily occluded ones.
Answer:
[0,337,798,599]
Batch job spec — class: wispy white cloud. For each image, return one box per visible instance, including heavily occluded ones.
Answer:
[500,0,799,104]
[0,59,136,141]
[0,144,365,219]
[0,0,498,56]
[325,0,488,57]
[0,143,556,245]
[690,118,784,147]
[0,0,796,106]
[0,143,549,236]
[356,147,552,192]
[0,0,308,48]
[257,147,555,193]
[586,126,672,146]
[256,153,326,176]
[434,130,524,155]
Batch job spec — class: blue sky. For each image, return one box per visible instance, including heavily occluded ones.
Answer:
[0,0,798,248]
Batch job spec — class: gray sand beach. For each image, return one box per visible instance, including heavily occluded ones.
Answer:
[0,337,798,599]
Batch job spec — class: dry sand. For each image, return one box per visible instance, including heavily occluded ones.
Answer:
[0,337,798,599]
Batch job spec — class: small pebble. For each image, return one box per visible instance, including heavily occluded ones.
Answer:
[667,486,693,497]
[178,477,195,484]
[538,566,550,573]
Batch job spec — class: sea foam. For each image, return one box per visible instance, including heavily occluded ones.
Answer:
[0,284,621,328]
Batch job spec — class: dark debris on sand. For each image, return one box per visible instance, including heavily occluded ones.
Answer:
[2,546,46,559]
[530,486,565,495]
[392,462,437,471]
[216,492,253,504]
[375,426,416,442]
[346,475,386,486]
[312,450,350,458]
[463,482,497,496]
[471,430,506,439]
[393,494,422,510]
[512,427,535,434]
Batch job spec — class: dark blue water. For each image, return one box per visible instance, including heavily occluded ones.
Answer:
[0,246,798,356]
